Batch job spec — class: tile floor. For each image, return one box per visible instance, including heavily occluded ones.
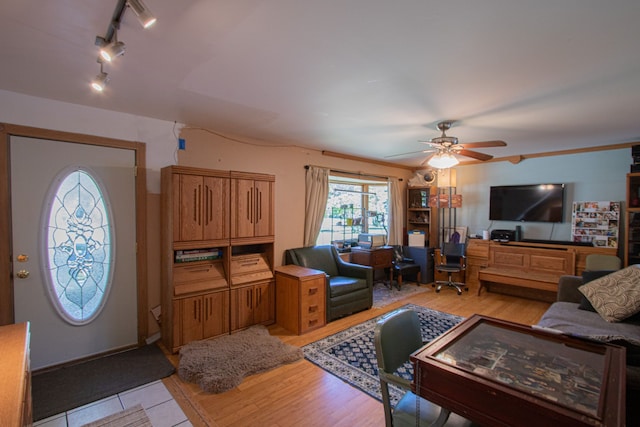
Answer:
[33,380,191,427]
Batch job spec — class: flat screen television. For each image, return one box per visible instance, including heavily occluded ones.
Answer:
[489,184,565,223]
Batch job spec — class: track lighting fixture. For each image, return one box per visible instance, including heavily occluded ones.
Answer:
[127,0,157,29]
[90,0,157,92]
[99,28,126,62]
[91,63,109,92]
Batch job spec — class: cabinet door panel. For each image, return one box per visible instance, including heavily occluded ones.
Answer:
[180,296,203,345]
[253,282,275,325]
[231,287,254,331]
[203,291,229,338]
[254,180,273,237]
[203,176,230,241]
[231,179,255,238]
[177,174,203,241]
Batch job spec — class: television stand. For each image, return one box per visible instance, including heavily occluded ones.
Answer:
[520,238,593,247]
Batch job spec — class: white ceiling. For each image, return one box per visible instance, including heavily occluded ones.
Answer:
[1,0,640,167]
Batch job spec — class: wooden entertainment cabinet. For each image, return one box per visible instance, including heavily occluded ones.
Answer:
[161,166,275,353]
[470,239,617,301]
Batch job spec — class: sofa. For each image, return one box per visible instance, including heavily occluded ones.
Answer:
[537,270,640,423]
[285,245,373,322]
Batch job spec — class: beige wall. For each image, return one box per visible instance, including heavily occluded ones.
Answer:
[171,127,414,265]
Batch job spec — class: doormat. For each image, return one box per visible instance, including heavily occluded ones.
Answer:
[302,304,463,405]
[32,343,175,421]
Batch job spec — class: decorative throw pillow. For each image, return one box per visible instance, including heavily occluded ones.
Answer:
[578,265,640,322]
[578,270,617,312]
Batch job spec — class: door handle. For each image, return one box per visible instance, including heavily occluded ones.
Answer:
[16,269,30,279]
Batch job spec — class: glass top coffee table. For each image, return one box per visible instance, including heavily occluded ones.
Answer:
[411,314,625,427]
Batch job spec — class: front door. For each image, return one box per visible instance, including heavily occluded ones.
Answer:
[10,135,138,369]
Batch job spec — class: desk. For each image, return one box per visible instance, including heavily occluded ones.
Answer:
[411,315,625,427]
[350,246,393,283]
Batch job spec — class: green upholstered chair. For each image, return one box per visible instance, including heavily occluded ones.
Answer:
[285,245,373,322]
[373,309,475,427]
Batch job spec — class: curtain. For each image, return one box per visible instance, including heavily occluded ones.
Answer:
[304,166,329,247]
[387,178,404,246]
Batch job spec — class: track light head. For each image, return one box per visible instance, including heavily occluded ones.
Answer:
[127,0,157,29]
[91,71,109,92]
[99,40,126,62]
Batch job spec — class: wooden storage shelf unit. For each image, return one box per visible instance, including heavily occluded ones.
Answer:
[626,172,640,266]
[161,166,275,353]
[406,186,438,247]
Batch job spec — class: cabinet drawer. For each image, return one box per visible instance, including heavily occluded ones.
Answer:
[230,253,273,285]
[300,312,324,333]
[301,279,324,299]
[173,262,227,295]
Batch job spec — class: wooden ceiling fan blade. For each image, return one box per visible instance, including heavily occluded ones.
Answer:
[458,149,493,161]
[461,140,507,148]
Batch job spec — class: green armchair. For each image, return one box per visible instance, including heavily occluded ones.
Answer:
[285,245,373,322]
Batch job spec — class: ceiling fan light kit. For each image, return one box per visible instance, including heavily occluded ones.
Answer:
[428,151,460,169]
[388,120,507,168]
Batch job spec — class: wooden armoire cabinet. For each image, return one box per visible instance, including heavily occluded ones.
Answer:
[174,292,229,345]
[230,281,275,331]
[161,166,275,353]
[172,170,230,244]
[231,171,275,244]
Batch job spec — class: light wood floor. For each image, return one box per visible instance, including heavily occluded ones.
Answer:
[162,285,551,427]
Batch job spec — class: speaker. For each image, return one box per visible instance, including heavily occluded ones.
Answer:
[515,225,522,242]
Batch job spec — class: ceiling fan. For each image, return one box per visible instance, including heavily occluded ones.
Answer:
[388,120,507,166]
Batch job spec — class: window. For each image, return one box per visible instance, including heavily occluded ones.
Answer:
[316,177,389,247]
[43,169,113,325]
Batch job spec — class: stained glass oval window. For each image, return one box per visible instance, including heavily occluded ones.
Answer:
[43,169,113,325]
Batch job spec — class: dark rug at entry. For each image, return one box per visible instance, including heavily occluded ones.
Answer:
[32,342,175,421]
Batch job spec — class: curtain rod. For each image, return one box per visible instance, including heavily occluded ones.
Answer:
[304,165,403,181]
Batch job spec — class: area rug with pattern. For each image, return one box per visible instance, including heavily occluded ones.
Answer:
[302,304,463,405]
[372,282,429,308]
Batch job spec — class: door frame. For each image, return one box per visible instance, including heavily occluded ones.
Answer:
[0,123,148,345]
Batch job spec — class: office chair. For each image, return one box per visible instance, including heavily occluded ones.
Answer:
[373,309,474,427]
[434,242,467,295]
